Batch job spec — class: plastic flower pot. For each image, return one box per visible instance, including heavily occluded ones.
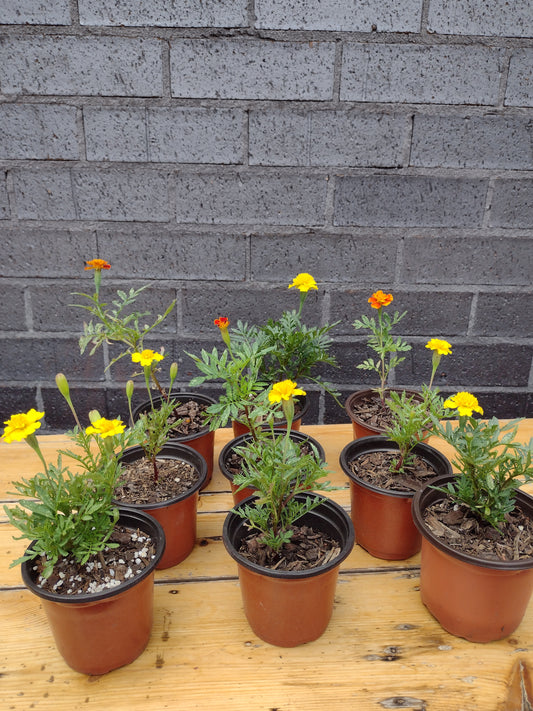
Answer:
[231,394,309,437]
[132,392,216,488]
[218,428,326,506]
[117,443,207,569]
[344,388,423,440]
[339,436,453,560]
[223,493,354,647]
[21,507,165,675]
[412,476,533,643]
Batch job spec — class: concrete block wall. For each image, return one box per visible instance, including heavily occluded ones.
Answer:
[0,0,532,430]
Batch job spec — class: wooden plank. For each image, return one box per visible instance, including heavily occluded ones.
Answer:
[1,573,531,711]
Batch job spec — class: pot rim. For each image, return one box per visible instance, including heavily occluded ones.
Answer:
[412,474,533,571]
[21,507,165,604]
[132,391,216,439]
[116,442,208,509]
[339,435,453,499]
[218,428,326,485]
[223,493,355,579]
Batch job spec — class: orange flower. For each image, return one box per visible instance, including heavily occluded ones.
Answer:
[368,290,393,309]
[85,259,111,271]
[214,317,230,330]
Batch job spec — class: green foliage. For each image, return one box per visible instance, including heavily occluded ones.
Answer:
[433,417,533,529]
[73,284,176,368]
[232,426,334,551]
[384,387,445,474]
[354,310,411,397]
[187,326,281,435]
[135,397,180,481]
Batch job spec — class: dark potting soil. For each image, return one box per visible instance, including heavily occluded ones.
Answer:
[32,525,156,595]
[349,391,395,430]
[115,457,198,504]
[238,524,341,571]
[167,399,209,437]
[349,450,438,493]
[423,498,533,561]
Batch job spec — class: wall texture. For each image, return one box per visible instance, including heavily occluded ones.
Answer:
[1,0,532,431]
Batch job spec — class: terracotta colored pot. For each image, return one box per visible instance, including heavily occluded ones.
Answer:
[344,388,423,440]
[413,476,533,643]
[218,429,326,505]
[132,392,215,488]
[223,494,354,647]
[231,395,309,437]
[339,436,453,560]
[21,508,165,675]
[117,443,207,569]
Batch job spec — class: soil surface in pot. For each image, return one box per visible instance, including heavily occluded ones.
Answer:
[349,451,438,492]
[116,458,198,504]
[424,499,533,561]
[349,391,395,430]
[159,399,209,437]
[238,525,341,571]
[224,440,315,478]
[32,525,156,596]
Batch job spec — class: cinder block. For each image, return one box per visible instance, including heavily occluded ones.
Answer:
[96,228,247,280]
[174,173,328,225]
[148,108,244,164]
[411,114,533,169]
[0,387,39,425]
[42,387,108,431]
[472,292,533,338]
[400,343,532,387]
[489,180,533,227]
[506,50,533,106]
[330,289,471,336]
[473,392,528,419]
[0,36,163,97]
[402,235,533,285]
[428,0,533,38]
[250,233,398,282]
[170,39,335,100]
[13,168,77,221]
[0,337,105,381]
[79,0,247,27]
[0,104,79,160]
[73,168,170,222]
[1,0,70,24]
[0,175,9,219]
[256,0,422,32]
[0,284,26,330]
[250,110,408,166]
[0,228,97,277]
[84,108,147,162]
[334,176,487,227]
[341,44,503,105]
[182,284,322,334]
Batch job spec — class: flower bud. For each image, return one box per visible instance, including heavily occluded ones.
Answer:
[88,409,101,424]
[126,380,134,401]
[55,373,70,399]
[169,362,178,382]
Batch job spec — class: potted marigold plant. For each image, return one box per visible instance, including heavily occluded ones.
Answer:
[345,289,413,438]
[412,392,533,642]
[74,258,216,481]
[340,340,453,559]
[2,374,165,674]
[222,380,354,647]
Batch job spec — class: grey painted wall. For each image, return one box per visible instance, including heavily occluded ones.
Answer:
[0,1,532,430]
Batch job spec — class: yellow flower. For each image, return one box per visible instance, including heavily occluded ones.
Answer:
[86,417,126,438]
[443,392,484,417]
[426,338,452,356]
[268,380,306,403]
[131,349,164,367]
[288,273,318,293]
[2,409,45,443]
